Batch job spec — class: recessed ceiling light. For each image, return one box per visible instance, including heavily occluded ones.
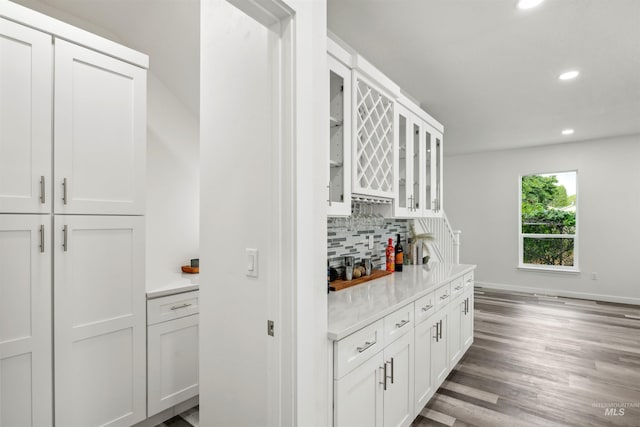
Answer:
[562,129,574,135]
[558,70,580,81]
[518,0,544,10]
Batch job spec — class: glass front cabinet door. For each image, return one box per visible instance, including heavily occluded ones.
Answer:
[423,124,444,216]
[328,55,352,216]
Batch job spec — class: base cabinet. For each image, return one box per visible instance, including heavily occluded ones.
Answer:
[430,310,449,387]
[382,333,414,427]
[334,352,384,427]
[462,293,474,351]
[413,319,434,412]
[448,290,474,368]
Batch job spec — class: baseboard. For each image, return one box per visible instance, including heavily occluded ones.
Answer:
[132,395,199,427]
[475,281,640,306]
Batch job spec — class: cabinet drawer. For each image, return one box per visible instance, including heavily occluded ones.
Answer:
[451,276,464,299]
[464,271,474,290]
[334,319,383,379]
[383,303,414,346]
[434,283,451,311]
[148,291,199,325]
[414,292,435,325]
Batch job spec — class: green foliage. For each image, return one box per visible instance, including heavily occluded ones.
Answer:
[521,174,576,266]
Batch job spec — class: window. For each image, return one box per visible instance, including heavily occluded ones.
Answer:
[519,171,578,271]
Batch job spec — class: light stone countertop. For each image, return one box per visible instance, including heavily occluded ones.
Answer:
[146,276,199,299]
[328,263,476,341]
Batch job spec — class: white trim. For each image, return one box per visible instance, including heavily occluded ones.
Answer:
[0,0,148,68]
[327,35,354,68]
[475,281,640,306]
[517,265,580,274]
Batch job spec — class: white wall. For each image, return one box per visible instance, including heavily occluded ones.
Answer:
[146,73,200,291]
[445,134,640,304]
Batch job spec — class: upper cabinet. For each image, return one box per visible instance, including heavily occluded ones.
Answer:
[352,71,395,200]
[0,18,52,214]
[424,124,444,216]
[54,39,146,215]
[328,54,352,216]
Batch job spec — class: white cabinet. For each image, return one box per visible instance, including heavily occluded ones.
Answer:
[461,292,474,351]
[54,215,146,427]
[430,310,449,387]
[328,54,352,216]
[0,18,52,214]
[147,292,200,416]
[413,318,434,413]
[334,352,384,427]
[54,39,146,215]
[382,332,414,427]
[0,215,52,426]
[423,125,444,216]
[352,71,395,199]
[393,104,416,217]
[448,297,463,367]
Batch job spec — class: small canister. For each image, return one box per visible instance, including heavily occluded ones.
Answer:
[345,256,354,280]
[363,257,372,276]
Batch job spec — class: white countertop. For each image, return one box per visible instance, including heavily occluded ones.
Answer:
[328,263,475,341]
[146,278,199,299]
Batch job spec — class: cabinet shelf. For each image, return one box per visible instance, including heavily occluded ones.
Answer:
[330,116,343,127]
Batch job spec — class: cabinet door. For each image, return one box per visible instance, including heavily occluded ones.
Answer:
[148,314,199,416]
[393,105,413,217]
[462,293,474,351]
[383,332,414,427]
[328,55,352,216]
[431,311,449,387]
[334,352,384,427]
[54,215,145,427]
[0,215,52,426]
[448,297,464,367]
[413,319,434,416]
[352,72,395,199]
[0,18,52,214]
[422,124,444,217]
[54,39,146,215]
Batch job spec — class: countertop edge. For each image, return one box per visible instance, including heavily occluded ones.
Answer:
[146,284,199,299]
[328,264,476,341]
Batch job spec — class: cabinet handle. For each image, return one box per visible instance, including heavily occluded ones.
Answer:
[433,322,439,342]
[62,225,68,252]
[170,303,192,311]
[440,294,449,300]
[40,176,45,204]
[381,364,388,390]
[454,285,462,291]
[466,278,473,283]
[439,320,443,340]
[62,178,68,205]
[390,357,395,384]
[395,319,410,329]
[39,224,45,253]
[421,304,433,312]
[356,340,376,353]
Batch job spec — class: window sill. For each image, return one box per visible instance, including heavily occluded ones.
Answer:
[518,264,580,274]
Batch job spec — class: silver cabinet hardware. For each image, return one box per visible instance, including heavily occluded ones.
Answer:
[466,278,473,283]
[390,357,395,384]
[454,285,462,291]
[62,178,68,204]
[39,224,45,253]
[381,364,388,390]
[433,322,439,342]
[421,304,433,312]
[356,340,376,353]
[170,303,192,311]
[267,320,275,337]
[62,225,68,252]
[395,319,410,328]
[440,294,449,300]
[40,176,45,204]
[438,320,443,340]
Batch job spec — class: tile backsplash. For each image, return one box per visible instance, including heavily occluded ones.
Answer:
[327,218,410,272]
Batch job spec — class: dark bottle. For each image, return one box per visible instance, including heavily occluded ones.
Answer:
[395,233,404,272]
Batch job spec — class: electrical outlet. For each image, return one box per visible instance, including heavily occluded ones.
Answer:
[591,272,598,280]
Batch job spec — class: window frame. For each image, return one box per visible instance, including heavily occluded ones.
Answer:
[518,170,579,273]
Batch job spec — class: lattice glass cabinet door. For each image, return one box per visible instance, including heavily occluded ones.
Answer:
[328,55,352,216]
[352,72,395,199]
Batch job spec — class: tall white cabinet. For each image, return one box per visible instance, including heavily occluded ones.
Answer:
[0,5,147,426]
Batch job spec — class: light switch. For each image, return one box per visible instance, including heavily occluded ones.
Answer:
[246,248,258,277]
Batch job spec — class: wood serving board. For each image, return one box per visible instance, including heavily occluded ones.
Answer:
[329,269,392,291]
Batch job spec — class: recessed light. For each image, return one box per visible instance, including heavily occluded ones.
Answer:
[558,70,580,81]
[562,129,574,135]
[518,0,544,10]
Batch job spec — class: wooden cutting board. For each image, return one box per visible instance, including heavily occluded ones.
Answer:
[329,269,392,291]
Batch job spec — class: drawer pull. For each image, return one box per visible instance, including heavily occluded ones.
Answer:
[356,340,376,353]
[440,294,449,300]
[395,319,410,328]
[389,357,395,384]
[170,303,192,310]
[454,285,463,291]
[381,364,388,390]
[467,278,473,283]
[421,304,433,312]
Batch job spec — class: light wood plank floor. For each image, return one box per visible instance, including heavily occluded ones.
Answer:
[412,288,640,427]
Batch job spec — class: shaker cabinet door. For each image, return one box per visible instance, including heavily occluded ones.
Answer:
[0,18,52,214]
[54,39,146,215]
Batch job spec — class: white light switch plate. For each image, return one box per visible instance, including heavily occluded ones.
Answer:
[246,248,258,277]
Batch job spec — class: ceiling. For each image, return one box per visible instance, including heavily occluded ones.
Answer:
[10,0,640,155]
[12,0,200,117]
[328,0,640,155]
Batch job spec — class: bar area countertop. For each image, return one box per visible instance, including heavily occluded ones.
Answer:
[328,263,476,340]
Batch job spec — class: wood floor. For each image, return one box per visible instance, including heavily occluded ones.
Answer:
[412,288,640,427]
